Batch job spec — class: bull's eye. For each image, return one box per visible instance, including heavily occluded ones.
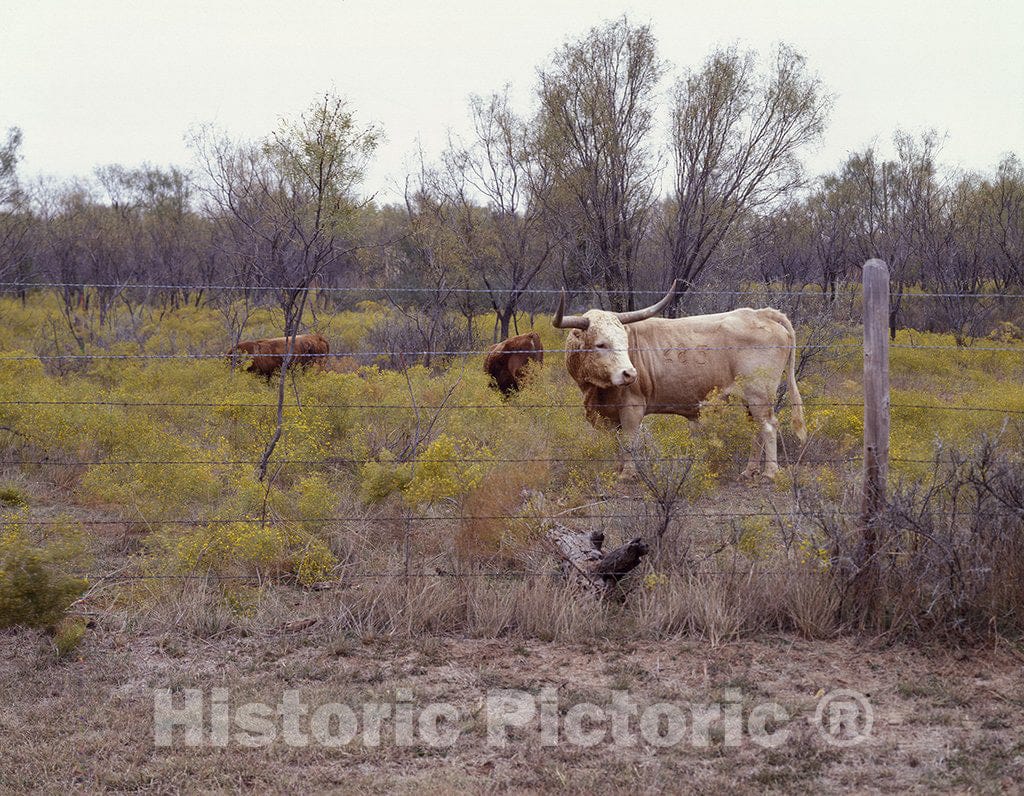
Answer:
[595,342,607,349]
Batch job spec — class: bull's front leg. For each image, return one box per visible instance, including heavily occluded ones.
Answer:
[615,403,646,482]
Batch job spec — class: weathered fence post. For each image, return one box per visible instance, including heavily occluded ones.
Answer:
[862,258,890,517]
[853,258,890,625]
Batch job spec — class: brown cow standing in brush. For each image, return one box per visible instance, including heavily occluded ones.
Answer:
[227,333,330,379]
[484,331,544,395]
[553,282,805,480]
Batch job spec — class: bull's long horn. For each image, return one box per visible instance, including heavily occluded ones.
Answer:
[615,280,680,325]
[552,289,590,330]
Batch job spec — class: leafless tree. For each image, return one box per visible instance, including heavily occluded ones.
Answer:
[750,199,817,289]
[534,17,664,310]
[821,132,941,337]
[917,173,997,343]
[808,175,858,300]
[94,164,202,308]
[0,128,32,298]
[441,90,556,339]
[665,44,829,302]
[980,155,1024,291]
[31,177,143,349]
[372,172,471,369]
[191,92,379,479]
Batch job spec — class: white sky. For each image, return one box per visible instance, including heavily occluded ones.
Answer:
[2,0,1022,202]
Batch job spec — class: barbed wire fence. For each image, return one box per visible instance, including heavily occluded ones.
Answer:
[2,265,1023,588]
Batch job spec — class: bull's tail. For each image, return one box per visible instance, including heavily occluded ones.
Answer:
[762,308,806,443]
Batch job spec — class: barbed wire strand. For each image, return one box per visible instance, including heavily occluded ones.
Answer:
[72,568,838,583]
[6,340,1024,360]
[7,281,1024,300]
[0,450,897,465]
[0,454,963,467]
[16,508,1021,527]
[0,398,1022,414]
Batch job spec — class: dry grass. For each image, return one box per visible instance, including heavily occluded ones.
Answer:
[2,621,1022,793]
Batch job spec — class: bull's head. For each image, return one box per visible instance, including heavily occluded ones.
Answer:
[553,281,679,388]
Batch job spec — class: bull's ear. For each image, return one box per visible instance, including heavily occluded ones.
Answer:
[563,331,588,384]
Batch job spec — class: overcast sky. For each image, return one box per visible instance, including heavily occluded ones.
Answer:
[3,0,1022,202]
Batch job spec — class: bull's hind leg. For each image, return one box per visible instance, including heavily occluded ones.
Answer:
[742,388,781,480]
[742,432,765,479]
[760,415,781,479]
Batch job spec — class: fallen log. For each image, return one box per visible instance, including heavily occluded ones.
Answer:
[545,523,649,600]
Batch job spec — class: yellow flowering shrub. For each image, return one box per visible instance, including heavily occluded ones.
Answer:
[403,434,491,506]
[796,536,831,570]
[807,403,864,452]
[988,321,1024,342]
[359,453,413,505]
[737,517,774,559]
[172,520,335,586]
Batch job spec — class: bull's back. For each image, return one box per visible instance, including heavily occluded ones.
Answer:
[230,334,329,375]
[485,333,543,367]
[627,310,791,415]
[258,334,328,359]
[229,340,259,355]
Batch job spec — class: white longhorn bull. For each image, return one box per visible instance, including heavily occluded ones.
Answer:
[553,282,806,479]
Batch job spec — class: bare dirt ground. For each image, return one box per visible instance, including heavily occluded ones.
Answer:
[3,624,1023,793]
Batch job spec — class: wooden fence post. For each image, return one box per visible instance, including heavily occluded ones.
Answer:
[862,259,890,517]
[853,258,890,626]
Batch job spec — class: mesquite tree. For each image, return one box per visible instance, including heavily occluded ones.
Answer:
[441,90,556,340]
[192,92,379,479]
[666,45,829,301]
[0,128,31,295]
[534,17,664,311]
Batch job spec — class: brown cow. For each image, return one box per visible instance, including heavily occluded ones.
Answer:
[227,333,330,379]
[483,331,544,395]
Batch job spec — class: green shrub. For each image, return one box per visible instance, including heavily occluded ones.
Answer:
[170,520,336,586]
[0,485,29,507]
[0,520,89,629]
[53,617,88,659]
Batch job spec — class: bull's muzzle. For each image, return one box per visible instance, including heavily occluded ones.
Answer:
[616,367,638,386]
